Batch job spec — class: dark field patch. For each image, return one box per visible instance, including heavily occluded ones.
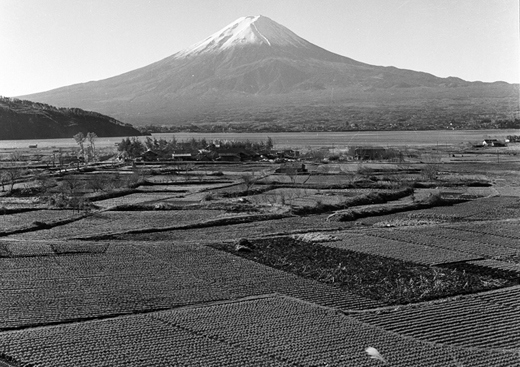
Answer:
[211,237,518,305]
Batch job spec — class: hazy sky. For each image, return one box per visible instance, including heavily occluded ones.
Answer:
[1,0,518,97]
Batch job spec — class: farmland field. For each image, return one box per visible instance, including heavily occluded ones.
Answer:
[1,295,518,367]
[1,141,520,366]
[5,210,228,240]
[352,286,520,350]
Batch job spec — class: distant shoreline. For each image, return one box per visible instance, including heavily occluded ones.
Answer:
[1,129,518,149]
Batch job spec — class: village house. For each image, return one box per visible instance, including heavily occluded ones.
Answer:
[140,150,159,161]
[172,152,195,161]
[216,148,253,162]
[277,149,300,159]
[483,139,508,147]
[275,163,307,174]
[353,147,387,160]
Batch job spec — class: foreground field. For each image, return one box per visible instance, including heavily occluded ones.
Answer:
[1,153,520,366]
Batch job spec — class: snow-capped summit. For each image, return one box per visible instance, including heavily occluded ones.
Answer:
[174,15,311,57]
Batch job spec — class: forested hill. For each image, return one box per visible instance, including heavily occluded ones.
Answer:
[0,97,144,140]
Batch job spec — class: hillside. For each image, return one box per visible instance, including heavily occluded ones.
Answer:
[20,15,520,131]
[0,97,144,140]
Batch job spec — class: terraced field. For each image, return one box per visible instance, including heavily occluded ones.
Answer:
[112,214,351,242]
[1,295,518,367]
[0,243,228,330]
[410,226,520,251]
[322,232,480,265]
[352,286,520,351]
[5,210,228,240]
[370,227,518,259]
[93,192,180,208]
[467,259,520,273]
[0,209,79,232]
[449,221,520,241]
[1,161,520,366]
[0,240,381,331]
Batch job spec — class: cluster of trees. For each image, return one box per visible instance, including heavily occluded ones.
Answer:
[117,136,274,159]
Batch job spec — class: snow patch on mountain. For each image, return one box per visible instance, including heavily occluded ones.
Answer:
[174,15,311,58]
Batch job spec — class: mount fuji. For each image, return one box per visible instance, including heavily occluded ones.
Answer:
[21,15,518,130]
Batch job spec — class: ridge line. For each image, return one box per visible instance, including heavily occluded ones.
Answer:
[251,22,271,46]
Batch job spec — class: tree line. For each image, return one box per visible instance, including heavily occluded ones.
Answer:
[117,136,274,158]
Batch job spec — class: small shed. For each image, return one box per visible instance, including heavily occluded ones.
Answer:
[141,150,159,161]
[483,139,507,147]
[172,153,195,161]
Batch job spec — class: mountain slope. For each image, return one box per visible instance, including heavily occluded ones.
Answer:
[0,97,143,140]
[20,15,519,130]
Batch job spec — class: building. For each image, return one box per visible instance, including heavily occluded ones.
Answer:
[353,147,387,160]
[141,150,159,161]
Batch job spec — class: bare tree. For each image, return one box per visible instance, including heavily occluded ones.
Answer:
[240,173,257,195]
[4,166,24,192]
[73,132,86,161]
[86,132,98,161]
[9,151,24,162]
[0,170,9,192]
[60,175,83,196]
[34,171,56,194]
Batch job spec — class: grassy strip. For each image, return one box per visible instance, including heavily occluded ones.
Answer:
[210,237,516,305]
[0,208,38,215]
[84,188,138,202]
[218,185,275,198]
[327,194,453,221]
[267,181,405,190]
[139,179,233,186]
[413,180,491,188]
[0,212,94,237]
[292,187,414,215]
[109,202,261,213]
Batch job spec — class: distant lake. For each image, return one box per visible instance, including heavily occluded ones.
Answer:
[0,130,518,150]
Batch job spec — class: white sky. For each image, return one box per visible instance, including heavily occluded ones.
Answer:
[0,0,519,97]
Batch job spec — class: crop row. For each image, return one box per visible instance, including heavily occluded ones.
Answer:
[353,295,520,350]
[0,244,231,330]
[114,214,351,242]
[447,222,520,242]
[463,197,520,220]
[408,202,481,218]
[323,232,478,265]
[94,192,179,208]
[475,285,520,309]
[0,210,78,231]
[7,210,227,240]
[401,196,519,222]
[407,226,520,251]
[467,259,520,274]
[395,227,517,258]
[1,295,517,367]
[361,230,481,264]
[138,242,382,310]
[0,197,44,210]
[0,240,109,258]
[0,314,282,367]
[0,240,383,330]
